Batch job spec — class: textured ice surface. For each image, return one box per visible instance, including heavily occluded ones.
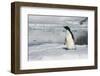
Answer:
[28,44,88,61]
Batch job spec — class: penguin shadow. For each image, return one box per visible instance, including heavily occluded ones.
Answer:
[62,47,69,50]
[62,47,77,50]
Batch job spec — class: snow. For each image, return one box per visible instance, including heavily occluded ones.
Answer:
[28,25,88,61]
[28,15,88,61]
[28,24,88,46]
[28,44,88,61]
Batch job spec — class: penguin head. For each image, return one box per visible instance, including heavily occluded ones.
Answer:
[64,26,70,31]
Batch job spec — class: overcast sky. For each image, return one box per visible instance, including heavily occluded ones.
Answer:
[28,15,88,26]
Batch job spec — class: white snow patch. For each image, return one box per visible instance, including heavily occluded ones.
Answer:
[28,44,88,61]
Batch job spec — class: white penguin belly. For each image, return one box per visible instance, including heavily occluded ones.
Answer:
[65,30,75,49]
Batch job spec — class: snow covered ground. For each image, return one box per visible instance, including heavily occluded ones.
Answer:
[28,43,88,61]
[28,25,88,61]
[28,15,88,61]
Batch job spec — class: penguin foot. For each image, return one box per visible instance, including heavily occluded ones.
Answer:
[63,48,69,50]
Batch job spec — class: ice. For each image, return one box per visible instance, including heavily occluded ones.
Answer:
[28,43,88,61]
[28,25,88,61]
[28,16,88,61]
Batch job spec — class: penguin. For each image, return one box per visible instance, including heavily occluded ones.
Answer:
[64,26,76,50]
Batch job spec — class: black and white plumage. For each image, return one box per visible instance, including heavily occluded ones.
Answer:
[64,26,75,50]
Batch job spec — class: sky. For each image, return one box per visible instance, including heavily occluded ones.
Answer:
[28,15,88,28]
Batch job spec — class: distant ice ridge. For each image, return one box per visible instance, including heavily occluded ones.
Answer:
[28,43,88,61]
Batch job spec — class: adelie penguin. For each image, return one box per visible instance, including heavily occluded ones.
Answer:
[64,26,76,50]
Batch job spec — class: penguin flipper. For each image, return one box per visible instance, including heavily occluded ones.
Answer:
[64,38,66,45]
